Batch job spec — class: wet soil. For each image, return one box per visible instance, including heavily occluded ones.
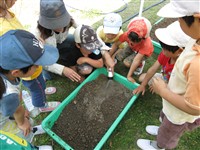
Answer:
[52,74,132,150]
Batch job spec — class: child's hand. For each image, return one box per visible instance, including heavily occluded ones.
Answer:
[18,117,31,137]
[24,110,30,119]
[133,84,146,95]
[192,43,200,53]
[63,67,81,82]
[77,57,87,65]
[127,76,136,83]
[105,56,115,70]
[151,77,167,95]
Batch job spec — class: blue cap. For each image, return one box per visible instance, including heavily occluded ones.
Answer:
[0,30,59,70]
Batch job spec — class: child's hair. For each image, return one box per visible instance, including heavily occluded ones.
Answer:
[182,16,195,27]
[0,65,33,74]
[0,0,7,17]
[0,76,5,99]
[128,32,145,43]
[159,41,180,53]
[37,17,73,40]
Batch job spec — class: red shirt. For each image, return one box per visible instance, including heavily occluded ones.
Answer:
[119,32,154,57]
[158,51,174,81]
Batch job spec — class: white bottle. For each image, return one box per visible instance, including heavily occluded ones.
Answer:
[107,68,113,79]
[22,90,40,118]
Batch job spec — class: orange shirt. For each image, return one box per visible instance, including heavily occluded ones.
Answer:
[119,32,154,57]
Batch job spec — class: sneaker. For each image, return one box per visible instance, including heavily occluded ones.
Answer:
[30,107,41,118]
[134,60,145,75]
[159,116,162,123]
[37,145,53,150]
[45,87,56,95]
[146,125,159,136]
[32,125,46,135]
[39,101,61,112]
[137,139,164,150]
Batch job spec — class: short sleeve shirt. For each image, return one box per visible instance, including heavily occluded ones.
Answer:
[0,75,20,118]
[157,51,174,81]
[119,32,154,57]
[96,26,125,49]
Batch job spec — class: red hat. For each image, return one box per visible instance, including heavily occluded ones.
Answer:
[127,17,152,38]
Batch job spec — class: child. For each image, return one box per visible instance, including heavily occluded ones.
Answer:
[0,29,59,142]
[74,24,104,75]
[0,0,23,35]
[133,21,190,96]
[111,17,154,83]
[96,12,125,70]
[36,0,81,82]
[97,13,124,50]
[0,0,60,116]
[0,82,52,150]
[137,0,200,149]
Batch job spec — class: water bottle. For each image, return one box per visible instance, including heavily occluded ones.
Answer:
[107,68,113,79]
[22,90,40,118]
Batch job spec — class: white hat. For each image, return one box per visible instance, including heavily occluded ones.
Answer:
[155,21,190,48]
[103,13,122,34]
[157,0,200,18]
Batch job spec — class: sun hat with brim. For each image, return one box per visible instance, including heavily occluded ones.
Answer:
[127,17,152,38]
[157,0,200,18]
[0,30,59,70]
[74,25,102,52]
[39,0,70,30]
[155,21,190,48]
[103,13,122,34]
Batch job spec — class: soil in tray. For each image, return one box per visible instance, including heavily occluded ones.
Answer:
[52,74,133,150]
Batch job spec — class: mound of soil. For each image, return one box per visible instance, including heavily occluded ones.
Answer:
[52,74,132,149]
[150,18,178,42]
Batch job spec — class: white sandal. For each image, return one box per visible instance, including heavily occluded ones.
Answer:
[45,87,56,95]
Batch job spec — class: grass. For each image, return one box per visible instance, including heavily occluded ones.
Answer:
[32,0,200,149]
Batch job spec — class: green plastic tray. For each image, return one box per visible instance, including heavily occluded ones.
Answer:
[42,41,162,150]
[42,67,140,150]
[152,40,162,54]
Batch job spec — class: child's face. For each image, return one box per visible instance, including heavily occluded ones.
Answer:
[80,47,92,56]
[129,40,140,47]
[53,27,64,33]
[14,65,39,78]
[179,17,200,39]
[162,48,181,58]
[105,33,117,40]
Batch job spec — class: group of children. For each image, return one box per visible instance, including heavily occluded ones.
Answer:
[0,0,200,149]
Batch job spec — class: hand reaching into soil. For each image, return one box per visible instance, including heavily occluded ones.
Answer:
[63,67,81,82]
[127,76,136,83]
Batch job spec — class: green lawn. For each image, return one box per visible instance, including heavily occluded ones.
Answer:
[33,0,200,149]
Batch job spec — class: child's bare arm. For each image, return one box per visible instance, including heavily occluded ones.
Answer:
[14,105,31,136]
[102,51,115,69]
[109,41,121,56]
[127,53,144,83]
[77,57,104,68]
[133,60,161,95]
[151,77,200,116]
